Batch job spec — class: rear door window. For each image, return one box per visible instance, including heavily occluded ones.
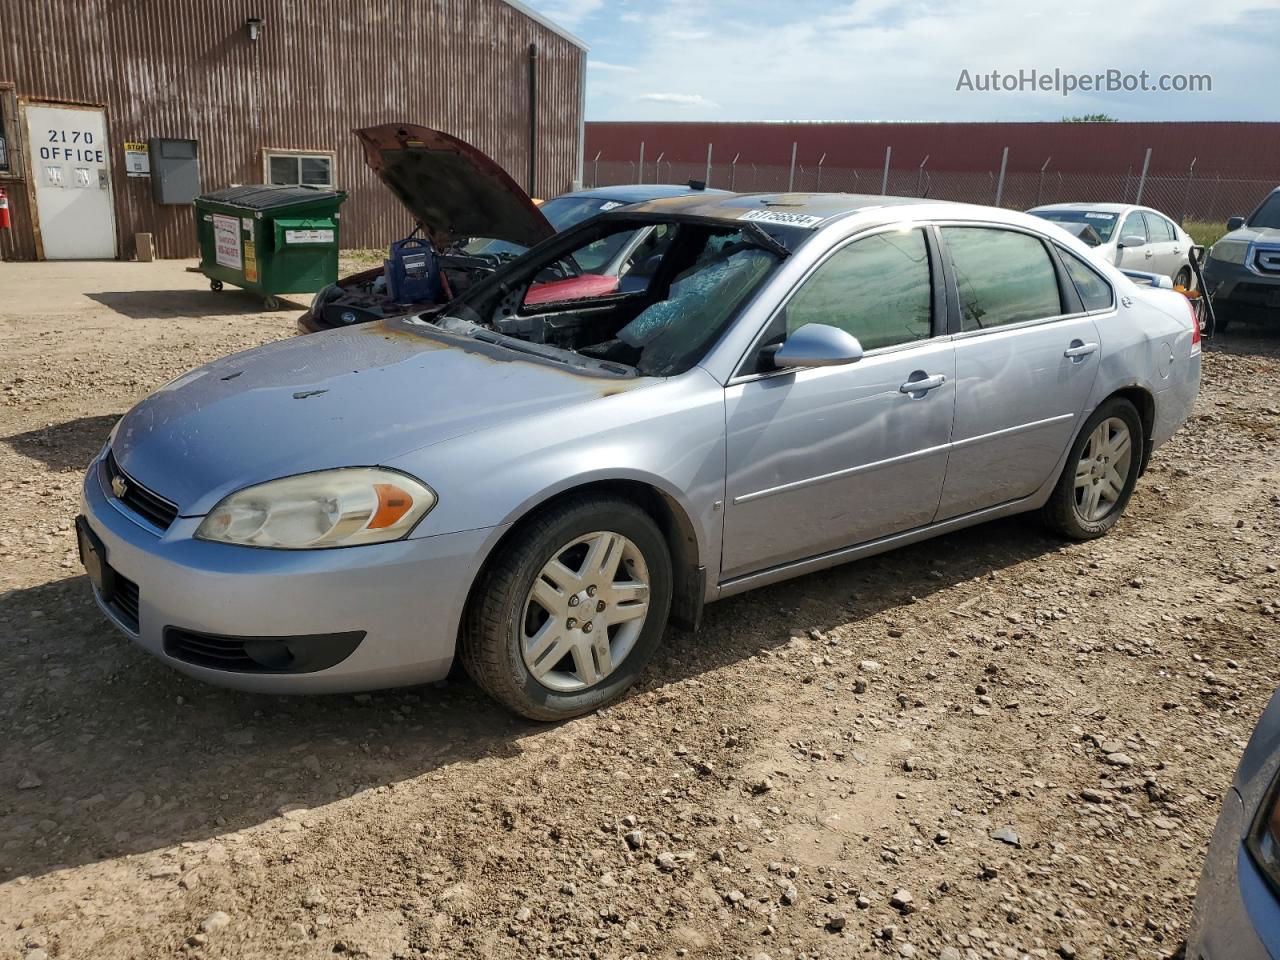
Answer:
[941,227,1063,331]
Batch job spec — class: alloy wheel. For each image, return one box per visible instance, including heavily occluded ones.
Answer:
[1073,417,1133,523]
[520,531,651,693]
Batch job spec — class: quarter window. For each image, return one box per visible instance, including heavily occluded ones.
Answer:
[942,227,1063,331]
[783,228,933,351]
[1060,249,1115,312]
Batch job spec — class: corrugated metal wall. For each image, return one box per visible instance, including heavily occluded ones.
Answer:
[0,0,584,260]
[586,121,1280,179]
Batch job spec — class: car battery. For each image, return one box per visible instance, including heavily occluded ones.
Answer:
[384,236,442,304]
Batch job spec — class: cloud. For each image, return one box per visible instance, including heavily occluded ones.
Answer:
[634,93,719,108]
[588,60,637,73]
[522,0,1277,122]
[533,0,603,28]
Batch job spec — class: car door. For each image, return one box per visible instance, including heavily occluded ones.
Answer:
[1113,211,1153,271]
[935,225,1101,520]
[1142,211,1181,280]
[721,226,956,580]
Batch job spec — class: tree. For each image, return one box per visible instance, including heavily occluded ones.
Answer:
[1062,114,1118,122]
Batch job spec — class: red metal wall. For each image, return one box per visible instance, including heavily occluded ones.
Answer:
[0,0,584,261]
[586,121,1280,178]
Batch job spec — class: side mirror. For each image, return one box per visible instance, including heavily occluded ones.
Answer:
[771,323,864,369]
[1226,216,1246,232]
[1117,234,1146,249]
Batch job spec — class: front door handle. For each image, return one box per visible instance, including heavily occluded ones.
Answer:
[899,373,947,395]
[1064,341,1098,361]
[1144,250,1153,259]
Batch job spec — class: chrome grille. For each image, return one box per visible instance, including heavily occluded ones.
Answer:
[104,451,178,531]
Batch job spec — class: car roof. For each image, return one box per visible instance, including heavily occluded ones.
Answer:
[620,191,932,222]
[1030,202,1133,213]
[557,183,731,203]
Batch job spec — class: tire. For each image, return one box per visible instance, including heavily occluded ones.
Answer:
[1213,301,1233,334]
[1174,267,1191,291]
[209,279,223,292]
[1042,397,1143,540]
[263,296,282,311]
[460,494,673,721]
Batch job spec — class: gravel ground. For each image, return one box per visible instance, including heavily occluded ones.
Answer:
[2,262,1279,960]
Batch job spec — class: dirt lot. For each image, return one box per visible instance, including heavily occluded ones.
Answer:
[2,260,1279,960]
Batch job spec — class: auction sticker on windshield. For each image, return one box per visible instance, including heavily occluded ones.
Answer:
[739,209,825,228]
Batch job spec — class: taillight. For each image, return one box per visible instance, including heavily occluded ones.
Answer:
[1183,291,1202,354]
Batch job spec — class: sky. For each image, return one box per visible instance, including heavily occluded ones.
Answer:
[521,0,1280,123]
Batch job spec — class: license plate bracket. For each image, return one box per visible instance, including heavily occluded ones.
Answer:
[75,515,115,603]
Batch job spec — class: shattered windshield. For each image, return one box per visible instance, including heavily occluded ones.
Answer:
[440,220,799,378]
[1031,209,1119,243]
[461,197,629,260]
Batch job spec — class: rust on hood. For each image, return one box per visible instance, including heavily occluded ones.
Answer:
[355,123,555,251]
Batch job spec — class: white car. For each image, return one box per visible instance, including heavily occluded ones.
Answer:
[1028,203,1197,288]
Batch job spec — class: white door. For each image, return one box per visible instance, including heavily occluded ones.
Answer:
[26,104,116,259]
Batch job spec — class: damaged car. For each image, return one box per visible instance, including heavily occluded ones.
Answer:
[298,123,721,333]
[79,193,1200,720]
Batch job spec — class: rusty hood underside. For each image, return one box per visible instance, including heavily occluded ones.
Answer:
[355,123,556,250]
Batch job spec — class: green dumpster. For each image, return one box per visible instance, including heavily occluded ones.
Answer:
[194,185,347,310]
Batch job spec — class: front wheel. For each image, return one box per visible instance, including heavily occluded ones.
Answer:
[1174,267,1192,291]
[1042,398,1143,540]
[460,495,673,720]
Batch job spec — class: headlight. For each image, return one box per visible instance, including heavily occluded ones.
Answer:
[1248,774,1280,896]
[195,468,436,549]
[1209,240,1249,265]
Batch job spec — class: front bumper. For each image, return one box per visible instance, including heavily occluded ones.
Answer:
[81,451,502,693]
[1203,257,1280,311]
[1186,787,1277,960]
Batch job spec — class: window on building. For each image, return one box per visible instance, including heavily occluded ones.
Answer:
[264,150,335,188]
[942,227,1063,331]
[0,86,18,176]
[783,229,933,351]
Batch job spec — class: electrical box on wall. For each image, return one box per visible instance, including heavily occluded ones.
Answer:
[149,138,200,204]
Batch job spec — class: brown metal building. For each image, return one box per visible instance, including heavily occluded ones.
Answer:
[0,0,586,262]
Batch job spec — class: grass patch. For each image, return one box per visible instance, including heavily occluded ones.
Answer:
[338,249,386,274]
[1184,220,1228,249]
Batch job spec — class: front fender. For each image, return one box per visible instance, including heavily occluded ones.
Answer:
[388,368,729,578]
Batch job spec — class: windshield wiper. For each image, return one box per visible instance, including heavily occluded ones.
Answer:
[741,222,791,260]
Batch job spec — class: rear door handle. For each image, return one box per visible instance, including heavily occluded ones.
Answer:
[1144,250,1153,259]
[1064,341,1098,360]
[899,373,947,395]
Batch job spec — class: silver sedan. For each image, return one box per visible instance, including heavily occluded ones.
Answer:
[79,193,1201,719]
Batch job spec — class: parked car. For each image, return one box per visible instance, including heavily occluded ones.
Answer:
[1028,202,1199,288]
[1185,686,1280,959]
[1202,186,1280,331]
[297,123,723,333]
[78,193,1200,719]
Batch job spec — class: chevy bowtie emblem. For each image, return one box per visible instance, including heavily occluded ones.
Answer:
[111,474,128,499]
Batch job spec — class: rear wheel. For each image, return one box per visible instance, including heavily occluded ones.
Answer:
[1042,398,1143,540]
[460,495,672,720]
[1174,266,1192,290]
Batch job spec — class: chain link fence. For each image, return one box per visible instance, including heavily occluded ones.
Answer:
[586,155,1274,225]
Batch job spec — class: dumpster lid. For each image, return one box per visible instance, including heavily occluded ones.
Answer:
[355,123,554,251]
[199,185,346,211]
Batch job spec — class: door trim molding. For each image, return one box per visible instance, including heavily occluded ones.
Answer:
[732,441,951,505]
[950,412,1075,450]
[717,493,1036,597]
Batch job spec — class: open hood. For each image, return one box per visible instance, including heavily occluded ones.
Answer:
[356,123,555,250]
